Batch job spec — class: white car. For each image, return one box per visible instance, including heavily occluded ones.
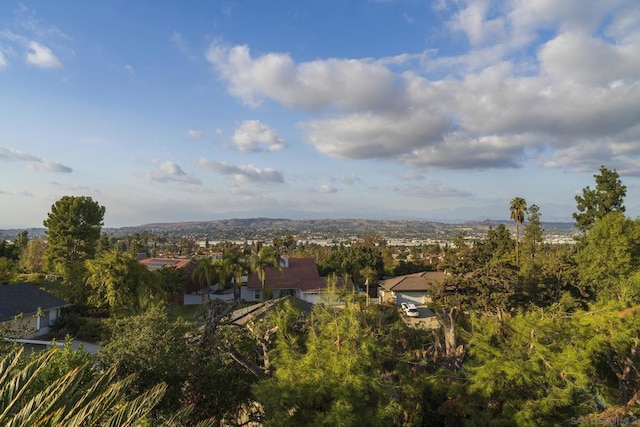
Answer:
[401,302,419,317]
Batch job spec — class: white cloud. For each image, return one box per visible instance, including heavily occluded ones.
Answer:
[392,181,473,198]
[207,1,640,174]
[447,0,507,47]
[232,120,286,152]
[186,130,205,139]
[206,42,401,111]
[0,147,72,173]
[315,185,337,194]
[25,41,60,68]
[144,160,201,185]
[539,31,640,85]
[170,31,196,60]
[196,158,284,183]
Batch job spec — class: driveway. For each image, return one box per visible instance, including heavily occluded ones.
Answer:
[401,306,440,330]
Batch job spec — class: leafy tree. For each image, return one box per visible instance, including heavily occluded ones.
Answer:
[100,306,195,418]
[574,165,627,233]
[13,230,29,253]
[185,299,263,424]
[272,234,296,255]
[85,249,163,314]
[478,224,514,263]
[439,233,478,280]
[18,238,47,274]
[21,338,92,400]
[0,257,18,284]
[575,212,640,302]
[96,232,114,255]
[43,195,105,274]
[510,197,527,266]
[0,239,19,261]
[156,265,186,294]
[469,260,519,318]
[320,244,384,282]
[533,245,580,305]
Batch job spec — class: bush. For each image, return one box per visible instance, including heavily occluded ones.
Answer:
[51,307,107,343]
[75,319,106,342]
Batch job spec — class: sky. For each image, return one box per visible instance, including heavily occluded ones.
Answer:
[1,0,640,228]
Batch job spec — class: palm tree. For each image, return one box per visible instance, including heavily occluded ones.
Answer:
[250,246,282,301]
[359,266,377,306]
[223,246,247,301]
[0,347,167,426]
[509,197,528,266]
[192,257,218,291]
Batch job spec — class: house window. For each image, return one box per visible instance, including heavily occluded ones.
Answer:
[254,290,261,300]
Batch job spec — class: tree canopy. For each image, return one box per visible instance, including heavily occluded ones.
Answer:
[574,165,627,233]
[43,195,105,273]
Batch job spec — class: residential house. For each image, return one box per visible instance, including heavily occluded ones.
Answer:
[378,271,446,306]
[139,257,198,301]
[0,283,69,338]
[243,257,329,304]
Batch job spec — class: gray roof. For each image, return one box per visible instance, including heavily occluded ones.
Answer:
[379,271,447,292]
[0,283,70,322]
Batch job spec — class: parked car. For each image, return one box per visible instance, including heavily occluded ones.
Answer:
[401,302,419,317]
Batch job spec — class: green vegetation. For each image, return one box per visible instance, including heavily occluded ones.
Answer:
[1,167,640,425]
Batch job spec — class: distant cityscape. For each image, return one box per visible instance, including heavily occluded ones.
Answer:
[0,218,578,246]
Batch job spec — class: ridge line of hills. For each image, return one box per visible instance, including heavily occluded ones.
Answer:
[2,218,577,242]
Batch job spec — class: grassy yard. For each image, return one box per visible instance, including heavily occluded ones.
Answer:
[168,304,201,323]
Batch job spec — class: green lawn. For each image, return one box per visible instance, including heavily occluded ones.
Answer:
[168,304,201,322]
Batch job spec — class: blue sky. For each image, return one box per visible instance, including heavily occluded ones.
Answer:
[1,0,640,228]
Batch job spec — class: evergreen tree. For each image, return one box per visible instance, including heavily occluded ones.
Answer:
[43,195,105,274]
[574,165,626,233]
[575,212,640,303]
[254,298,409,426]
[463,307,594,425]
[522,204,543,263]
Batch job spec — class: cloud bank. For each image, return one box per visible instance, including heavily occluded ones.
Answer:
[206,0,640,174]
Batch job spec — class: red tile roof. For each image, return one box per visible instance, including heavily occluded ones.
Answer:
[139,258,194,271]
[247,258,322,290]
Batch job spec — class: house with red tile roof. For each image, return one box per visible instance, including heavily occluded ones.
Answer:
[243,257,330,304]
[378,271,446,306]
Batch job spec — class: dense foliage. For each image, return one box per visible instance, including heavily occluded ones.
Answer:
[3,167,640,425]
